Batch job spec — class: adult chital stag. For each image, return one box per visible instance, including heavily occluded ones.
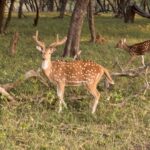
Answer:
[116,38,150,68]
[33,31,114,114]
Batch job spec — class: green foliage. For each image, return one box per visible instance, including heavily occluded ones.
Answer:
[0,13,150,149]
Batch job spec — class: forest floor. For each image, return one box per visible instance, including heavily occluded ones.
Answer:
[0,13,150,150]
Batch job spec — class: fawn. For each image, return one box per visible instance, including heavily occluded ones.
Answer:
[33,31,114,114]
[116,38,150,68]
[95,33,106,44]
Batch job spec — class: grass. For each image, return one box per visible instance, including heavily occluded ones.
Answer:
[0,12,150,150]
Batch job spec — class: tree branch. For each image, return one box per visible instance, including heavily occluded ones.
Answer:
[0,87,15,101]
[0,69,49,101]
[112,63,150,77]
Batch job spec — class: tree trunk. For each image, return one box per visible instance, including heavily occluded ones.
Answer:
[88,0,96,43]
[96,0,104,12]
[10,32,19,56]
[63,0,89,57]
[24,1,31,12]
[33,0,39,26]
[0,0,6,33]
[141,0,146,11]
[3,0,15,32]
[107,0,116,13]
[18,0,24,19]
[28,0,36,12]
[54,0,60,11]
[103,0,106,12]
[115,0,130,18]
[59,0,68,18]
[116,0,125,17]
[47,0,54,12]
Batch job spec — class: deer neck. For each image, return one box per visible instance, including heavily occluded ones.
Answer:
[42,57,52,77]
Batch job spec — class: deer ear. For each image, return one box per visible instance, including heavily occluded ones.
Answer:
[120,39,124,44]
[36,46,43,52]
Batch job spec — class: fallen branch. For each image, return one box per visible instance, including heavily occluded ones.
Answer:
[109,101,126,108]
[112,63,150,95]
[0,69,49,101]
[1,69,49,91]
[0,87,15,101]
[112,63,150,77]
[9,32,19,56]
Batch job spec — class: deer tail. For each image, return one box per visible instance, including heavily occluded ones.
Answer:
[103,68,114,85]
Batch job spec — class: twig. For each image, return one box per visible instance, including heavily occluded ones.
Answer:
[1,69,49,92]
[9,32,19,56]
[0,87,15,101]
[112,63,150,77]
[0,69,49,101]
[143,67,150,95]
[109,101,126,108]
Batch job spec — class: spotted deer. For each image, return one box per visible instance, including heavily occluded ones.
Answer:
[116,38,150,68]
[33,31,114,114]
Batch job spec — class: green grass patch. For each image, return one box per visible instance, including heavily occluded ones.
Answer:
[0,12,150,149]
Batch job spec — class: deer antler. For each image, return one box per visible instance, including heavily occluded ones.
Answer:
[33,30,46,51]
[49,35,67,48]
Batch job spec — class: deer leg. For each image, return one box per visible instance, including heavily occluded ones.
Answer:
[85,83,100,114]
[125,55,136,69]
[57,83,67,113]
[141,55,145,66]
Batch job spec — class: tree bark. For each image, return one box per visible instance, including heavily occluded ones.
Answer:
[33,0,39,26]
[3,0,15,32]
[59,0,68,18]
[107,0,116,13]
[63,0,89,57]
[28,0,36,12]
[18,0,24,19]
[24,1,31,12]
[96,0,104,12]
[47,0,54,11]
[88,0,96,43]
[54,0,60,11]
[0,0,6,33]
[10,32,19,56]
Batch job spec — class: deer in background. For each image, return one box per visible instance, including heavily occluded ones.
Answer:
[33,31,114,114]
[116,38,150,68]
[95,33,106,44]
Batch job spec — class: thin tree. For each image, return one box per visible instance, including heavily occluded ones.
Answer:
[0,0,6,33]
[18,0,24,19]
[33,0,39,26]
[88,0,96,43]
[107,0,116,13]
[47,0,55,11]
[3,0,15,32]
[96,0,105,12]
[63,0,90,57]
[59,0,68,18]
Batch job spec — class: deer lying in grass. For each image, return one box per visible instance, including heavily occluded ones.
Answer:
[116,38,150,68]
[33,31,114,114]
[95,33,106,44]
